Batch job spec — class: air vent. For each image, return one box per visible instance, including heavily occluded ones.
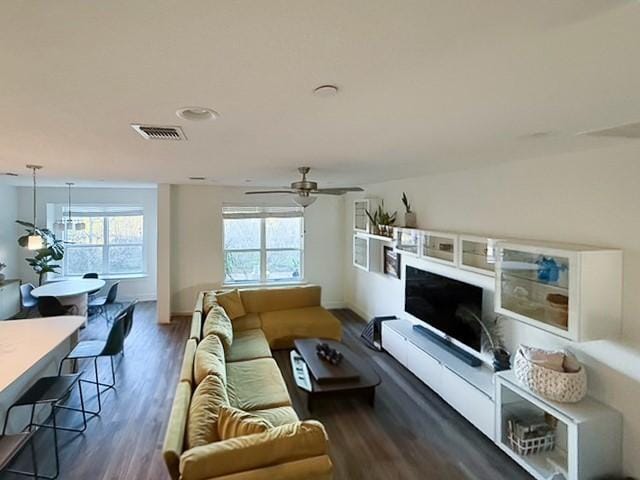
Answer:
[580,121,640,139]
[131,124,187,141]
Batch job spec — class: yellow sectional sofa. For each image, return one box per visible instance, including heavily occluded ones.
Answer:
[163,285,341,480]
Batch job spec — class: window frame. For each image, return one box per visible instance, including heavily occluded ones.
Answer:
[56,205,146,278]
[222,205,304,286]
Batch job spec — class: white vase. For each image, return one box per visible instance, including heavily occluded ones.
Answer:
[404,212,417,228]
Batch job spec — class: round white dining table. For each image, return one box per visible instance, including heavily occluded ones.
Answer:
[31,279,106,322]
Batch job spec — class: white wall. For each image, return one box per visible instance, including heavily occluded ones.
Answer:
[0,184,19,279]
[16,186,158,301]
[343,142,640,477]
[169,185,345,314]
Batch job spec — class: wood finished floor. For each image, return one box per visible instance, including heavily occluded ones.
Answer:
[2,304,531,480]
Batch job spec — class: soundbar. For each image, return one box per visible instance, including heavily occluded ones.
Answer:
[412,324,482,367]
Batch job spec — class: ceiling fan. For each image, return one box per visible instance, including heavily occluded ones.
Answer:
[245,167,364,207]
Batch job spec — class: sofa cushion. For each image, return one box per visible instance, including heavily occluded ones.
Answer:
[194,335,227,386]
[163,381,192,480]
[217,406,273,440]
[215,289,246,320]
[225,329,272,363]
[180,421,329,480]
[231,312,262,332]
[203,305,234,350]
[179,339,198,385]
[239,285,321,314]
[202,291,218,317]
[259,306,342,350]
[186,375,229,449]
[226,358,291,411]
[251,406,299,427]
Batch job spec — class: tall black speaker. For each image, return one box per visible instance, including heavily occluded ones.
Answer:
[360,315,397,351]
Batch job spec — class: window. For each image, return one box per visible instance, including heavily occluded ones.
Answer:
[59,205,145,277]
[223,205,304,285]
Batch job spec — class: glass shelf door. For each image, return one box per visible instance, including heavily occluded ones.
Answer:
[394,228,420,255]
[354,200,370,233]
[460,237,498,275]
[353,235,369,271]
[421,232,456,265]
[498,248,570,331]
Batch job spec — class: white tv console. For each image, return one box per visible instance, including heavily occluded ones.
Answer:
[382,318,496,439]
[382,318,623,480]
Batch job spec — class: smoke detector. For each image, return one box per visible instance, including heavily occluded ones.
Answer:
[131,124,187,140]
[176,107,219,121]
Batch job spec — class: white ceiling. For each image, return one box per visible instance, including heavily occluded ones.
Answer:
[1,0,639,188]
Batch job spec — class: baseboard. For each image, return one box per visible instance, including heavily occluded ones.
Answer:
[345,301,372,322]
[120,294,157,303]
[323,301,346,309]
[171,311,193,317]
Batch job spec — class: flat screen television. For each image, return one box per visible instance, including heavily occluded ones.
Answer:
[405,265,483,353]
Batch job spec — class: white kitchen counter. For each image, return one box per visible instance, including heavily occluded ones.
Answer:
[0,316,85,432]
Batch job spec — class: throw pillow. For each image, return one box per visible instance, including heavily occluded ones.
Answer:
[202,291,218,317]
[215,289,246,320]
[203,305,234,350]
[194,335,226,386]
[186,375,229,449]
[217,406,273,440]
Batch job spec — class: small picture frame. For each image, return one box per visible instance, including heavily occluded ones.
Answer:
[384,246,401,279]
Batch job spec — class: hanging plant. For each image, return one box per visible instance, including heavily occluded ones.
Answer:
[16,220,65,286]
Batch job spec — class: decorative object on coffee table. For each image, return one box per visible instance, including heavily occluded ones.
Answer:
[292,338,381,411]
[316,342,343,365]
[383,246,401,279]
[401,192,416,228]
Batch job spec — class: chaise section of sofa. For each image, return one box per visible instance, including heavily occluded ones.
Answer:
[163,285,339,480]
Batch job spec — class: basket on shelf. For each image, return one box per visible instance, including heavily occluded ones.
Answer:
[514,346,587,403]
[507,417,556,456]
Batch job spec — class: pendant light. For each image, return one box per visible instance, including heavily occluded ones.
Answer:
[65,182,85,231]
[26,164,43,250]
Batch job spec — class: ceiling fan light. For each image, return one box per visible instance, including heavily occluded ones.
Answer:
[27,234,43,250]
[293,195,317,208]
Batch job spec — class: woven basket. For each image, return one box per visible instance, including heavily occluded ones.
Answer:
[513,347,587,403]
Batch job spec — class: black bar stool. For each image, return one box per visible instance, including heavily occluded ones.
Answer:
[0,431,37,478]
[2,374,88,479]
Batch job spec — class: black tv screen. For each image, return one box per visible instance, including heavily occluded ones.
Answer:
[405,266,483,352]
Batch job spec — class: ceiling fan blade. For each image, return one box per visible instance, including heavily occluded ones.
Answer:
[314,187,364,195]
[244,190,296,195]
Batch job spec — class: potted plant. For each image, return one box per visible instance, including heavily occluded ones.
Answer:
[366,201,397,237]
[0,262,6,283]
[16,220,65,286]
[402,192,416,228]
[456,305,511,371]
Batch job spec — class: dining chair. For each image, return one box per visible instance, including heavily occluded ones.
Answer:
[20,283,38,316]
[58,302,136,414]
[37,297,78,317]
[88,282,120,324]
[0,431,37,478]
[2,373,88,480]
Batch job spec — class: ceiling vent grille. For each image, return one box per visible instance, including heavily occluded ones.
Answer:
[131,124,187,140]
[580,121,640,139]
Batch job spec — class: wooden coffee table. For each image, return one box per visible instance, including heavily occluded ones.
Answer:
[291,339,381,411]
